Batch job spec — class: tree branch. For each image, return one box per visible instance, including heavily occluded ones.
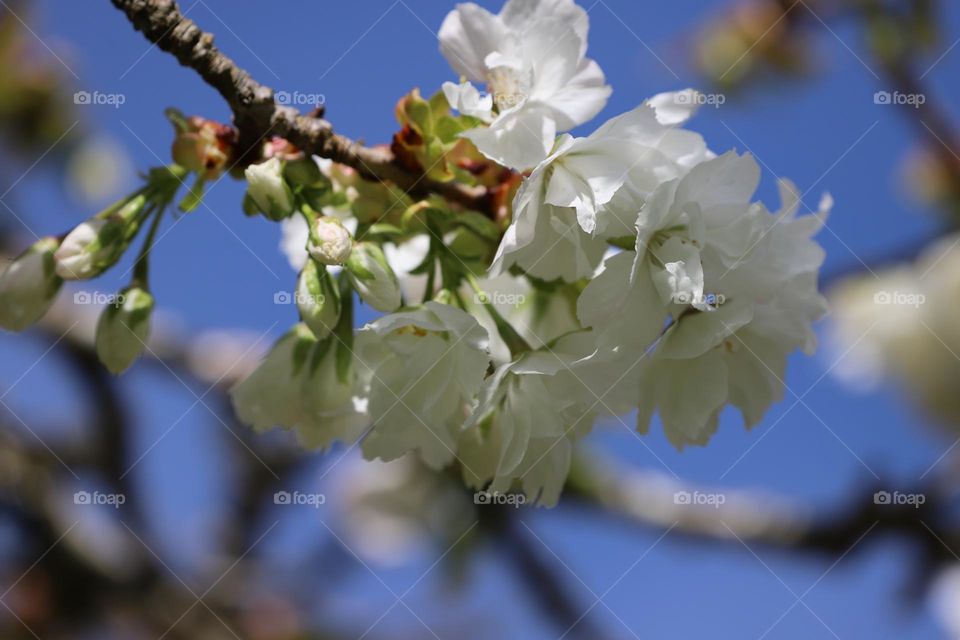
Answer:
[109,0,487,210]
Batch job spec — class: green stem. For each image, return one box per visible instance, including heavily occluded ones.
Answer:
[422,239,438,304]
[132,205,164,288]
[333,271,355,383]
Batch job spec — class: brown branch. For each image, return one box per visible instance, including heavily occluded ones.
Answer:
[109,0,487,210]
[565,454,959,588]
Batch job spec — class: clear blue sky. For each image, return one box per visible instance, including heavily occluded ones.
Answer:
[2,0,959,637]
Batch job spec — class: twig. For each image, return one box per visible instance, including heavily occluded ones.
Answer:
[109,0,487,211]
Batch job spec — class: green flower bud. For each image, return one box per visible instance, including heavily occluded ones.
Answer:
[55,194,148,280]
[95,286,154,374]
[244,157,294,220]
[345,242,401,312]
[307,216,352,266]
[297,261,340,339]
[0,237,62,331]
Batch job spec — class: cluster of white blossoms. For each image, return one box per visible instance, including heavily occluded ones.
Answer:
[229,0,832,506]
[0,0,830,506]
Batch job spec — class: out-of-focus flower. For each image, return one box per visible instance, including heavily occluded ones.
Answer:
[230,324,368,449]
[829,233,960,424]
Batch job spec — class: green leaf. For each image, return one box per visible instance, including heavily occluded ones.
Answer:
[453,211,501,241]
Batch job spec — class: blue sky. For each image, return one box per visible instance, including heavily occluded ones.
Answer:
[2,0,960,637]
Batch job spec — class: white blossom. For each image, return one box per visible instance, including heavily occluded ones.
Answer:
[630,172,831,448]
[441,81,494,122]
[359,302,490,469]
[578,151,758,354]
[458,332,602,506]
[490,95,711,281]
[439,0,610,170]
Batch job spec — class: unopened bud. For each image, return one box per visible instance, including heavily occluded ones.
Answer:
[169,111,236,180]
[95,286,154,374]
[297,260,340,339]
[244,157,294,220]
[308,217,352,266]
[0,237,62,331]
[55,194,148,280]
[345,242,401,312]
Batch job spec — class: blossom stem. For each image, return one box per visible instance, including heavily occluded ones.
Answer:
[131,204,164,289]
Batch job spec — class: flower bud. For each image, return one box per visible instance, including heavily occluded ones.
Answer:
[0,237,62,331]
[297,260,340,339]
[345,242,401,312]
[170,113,236,180]
[55,194,148,280]
[244,157,294,220]
[308,216,352,266]
[95,286,154,374]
